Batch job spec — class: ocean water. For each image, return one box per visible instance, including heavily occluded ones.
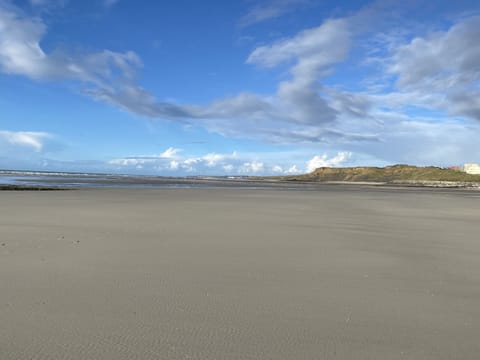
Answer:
[0,170,282,189]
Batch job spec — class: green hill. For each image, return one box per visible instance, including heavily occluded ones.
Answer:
[282,165,480,183]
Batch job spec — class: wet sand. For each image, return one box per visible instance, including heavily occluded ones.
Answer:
[1,188,479,359]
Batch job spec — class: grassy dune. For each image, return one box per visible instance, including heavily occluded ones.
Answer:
[279,164,480,183]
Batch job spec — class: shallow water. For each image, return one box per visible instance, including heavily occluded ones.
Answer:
[0,171,243,189]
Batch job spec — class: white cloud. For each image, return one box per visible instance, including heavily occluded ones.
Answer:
[160,147,179,158]
[390,17,480,89]
[284,165,299,174]
[198,18,355,140]
[0,2,374,147]
[247,19,349,69]
[0,2,360,143]
[272,165,284,173]
[0,130,51,151]
[386,16,480,121]
[247,19,350,125]
[0,4,53,79]
[109,149,240,174]
[0,2,162,116]
[109,149,309,175]
[0,129,67,170]
[2,1,480,169]
[270,164,300,174]
[345,116,480,166]
[306,152,352,172]
[239,161,264,174]
[0,2,125,81]
[108,147,181,166]
[169,160,179,170]
[202,151,238,167]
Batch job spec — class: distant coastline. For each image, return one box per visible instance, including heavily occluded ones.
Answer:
[1,165,480,190]
[259,164,480,188]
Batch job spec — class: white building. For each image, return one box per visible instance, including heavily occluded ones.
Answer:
[463,163,480,175]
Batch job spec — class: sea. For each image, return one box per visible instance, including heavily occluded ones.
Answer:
[0,169,289,189]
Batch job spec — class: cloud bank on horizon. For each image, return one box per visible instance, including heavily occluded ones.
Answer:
[0,0,479,175]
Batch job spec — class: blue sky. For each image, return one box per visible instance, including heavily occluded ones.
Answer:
[1,0,479,175]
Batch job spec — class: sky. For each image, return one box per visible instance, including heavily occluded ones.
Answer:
[1,0,479,175]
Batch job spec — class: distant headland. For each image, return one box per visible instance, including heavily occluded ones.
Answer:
[265,164,480,187]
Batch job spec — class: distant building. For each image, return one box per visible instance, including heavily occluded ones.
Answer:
[463,163,480,175]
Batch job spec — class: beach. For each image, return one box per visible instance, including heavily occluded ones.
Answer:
[1,187,479,359]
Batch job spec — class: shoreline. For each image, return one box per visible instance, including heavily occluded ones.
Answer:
[2,166,480,190]
[2,178,480,191]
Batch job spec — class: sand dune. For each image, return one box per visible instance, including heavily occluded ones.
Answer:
[1,188,479,359]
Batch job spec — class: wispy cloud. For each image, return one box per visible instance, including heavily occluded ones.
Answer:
[239,0,310,27]
[346,117,480,166]
[386,15,480,121]
[2,1,480,168]
[247,19,350,125]
[0,130,52,152]
[0,1,361,144]
[108,147,180,166]
[76,18,354,132]
[0,1,159,112]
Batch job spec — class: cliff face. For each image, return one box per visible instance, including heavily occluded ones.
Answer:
[288,165,480,183]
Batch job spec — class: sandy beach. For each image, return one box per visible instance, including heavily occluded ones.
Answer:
[1,187,479,359]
